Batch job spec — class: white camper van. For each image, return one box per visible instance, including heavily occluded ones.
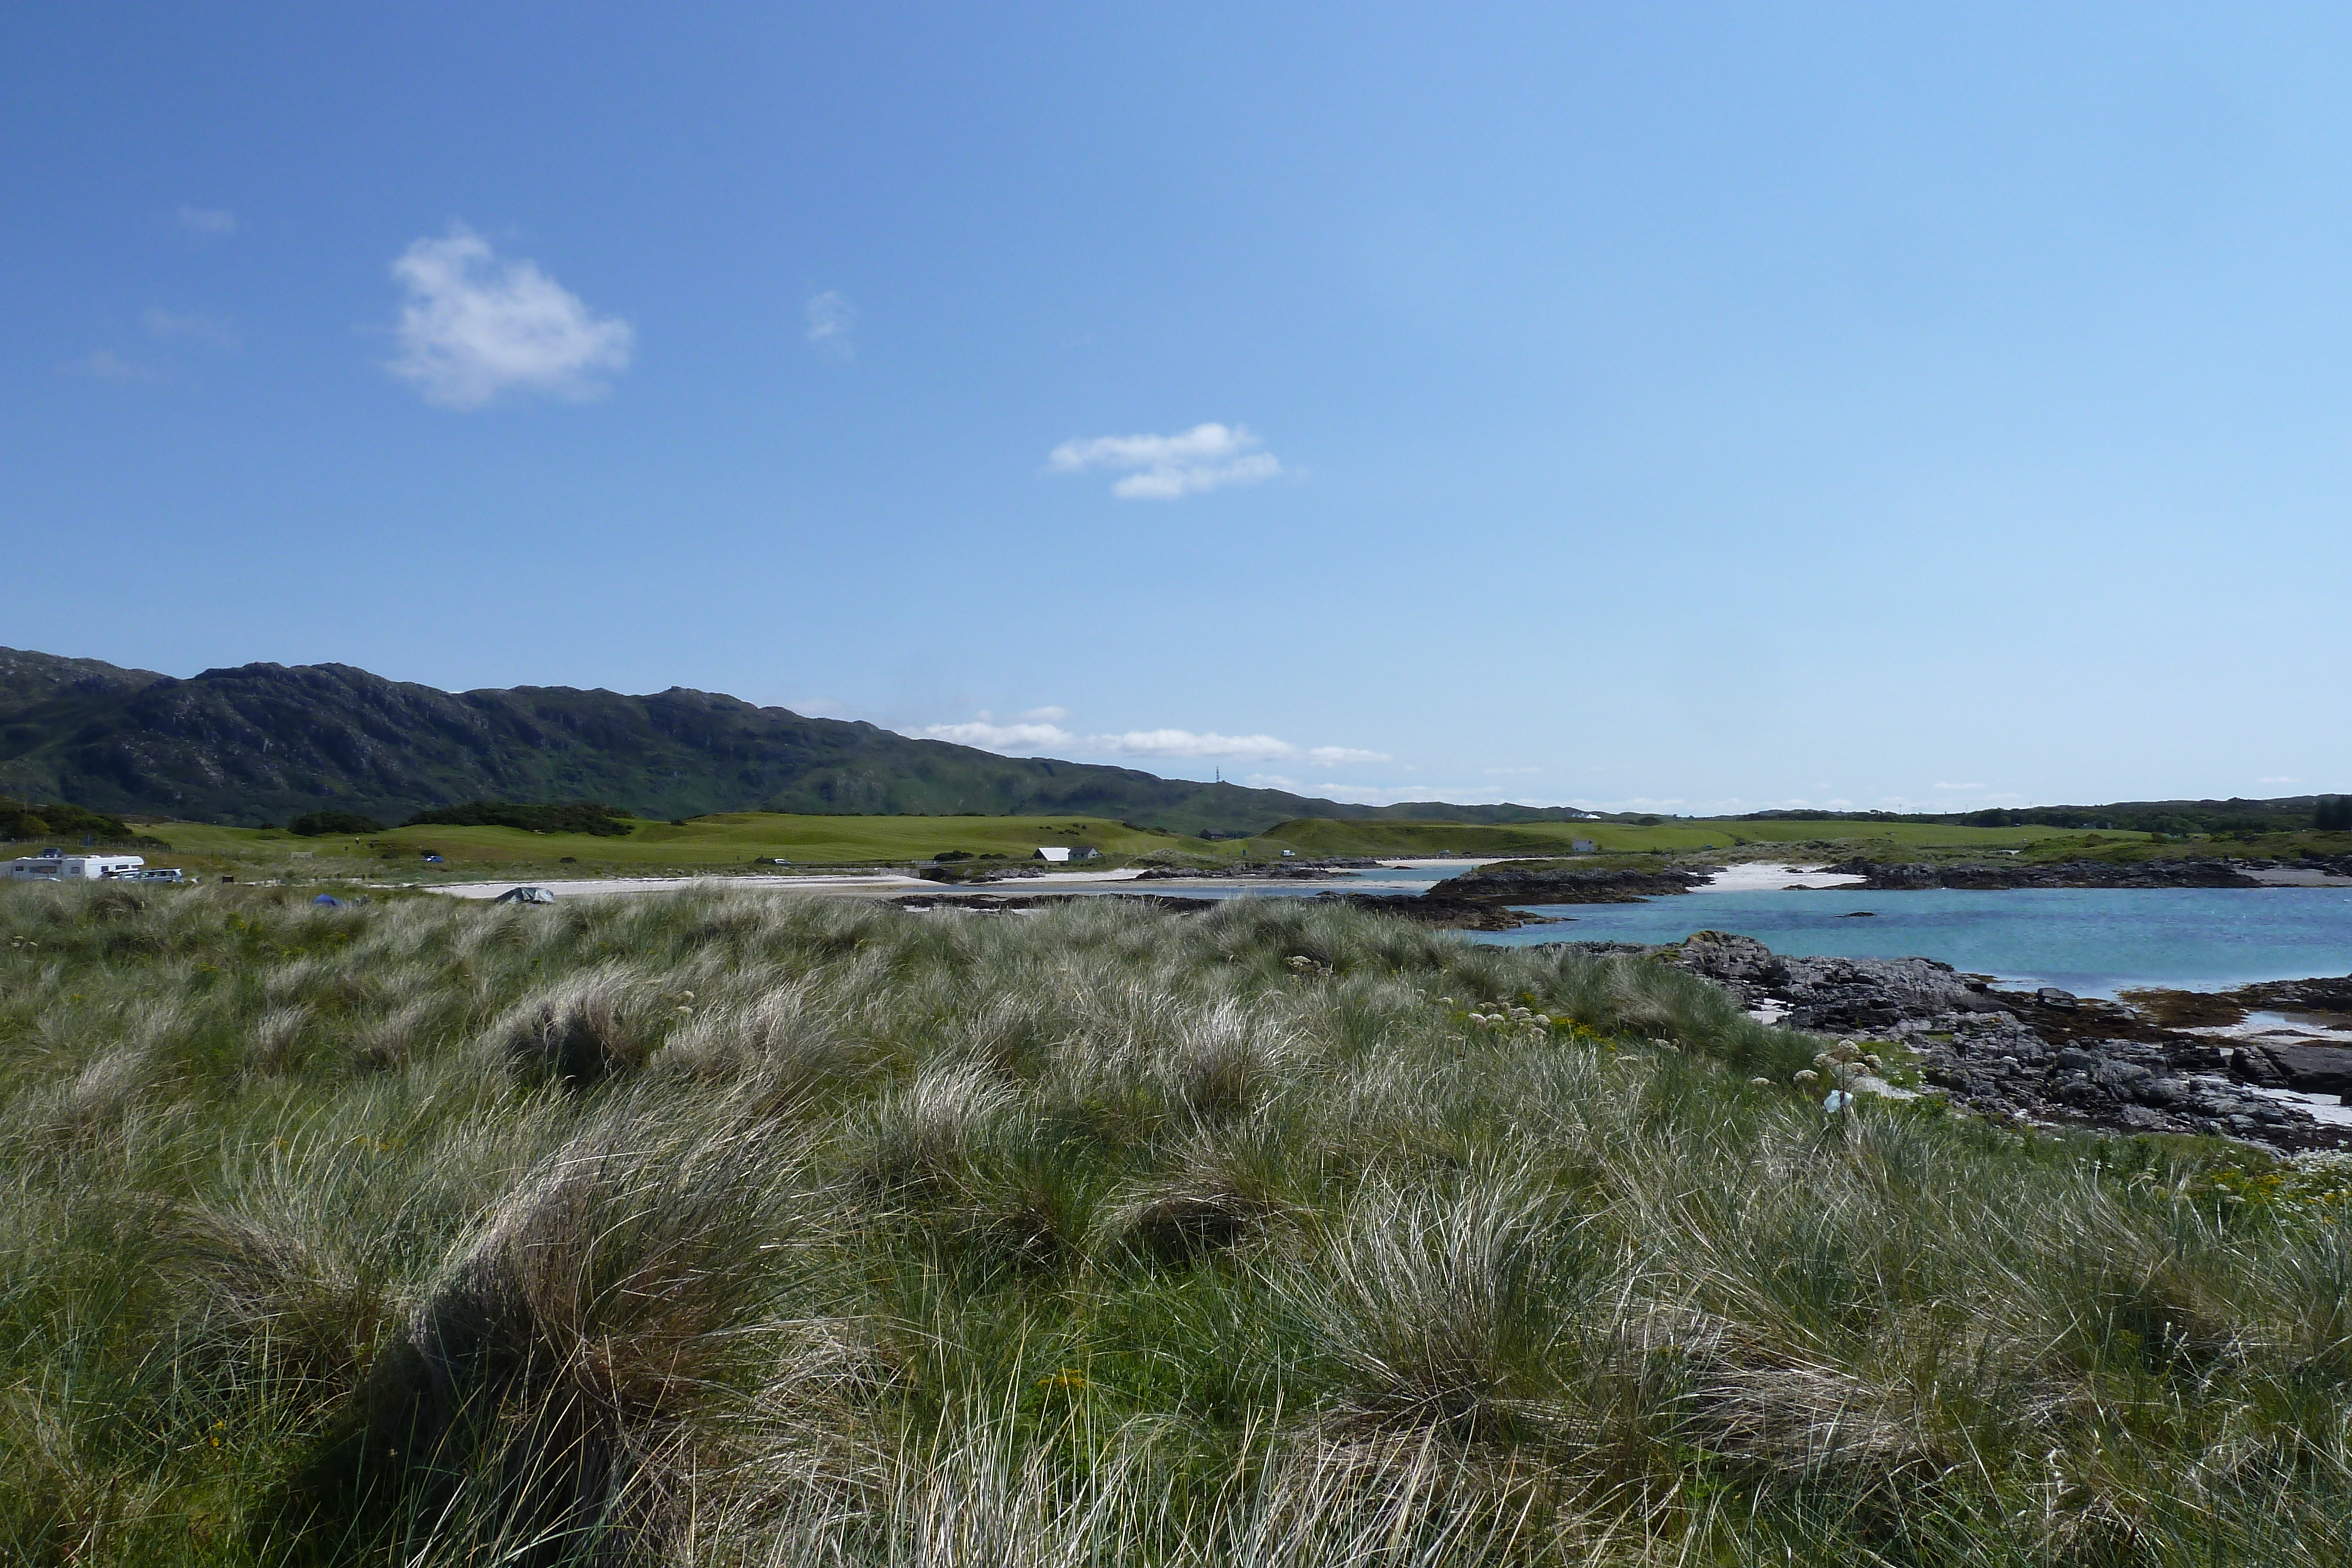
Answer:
[4,850,147,881]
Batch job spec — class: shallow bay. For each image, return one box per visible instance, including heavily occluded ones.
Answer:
[1464,884,2352,996]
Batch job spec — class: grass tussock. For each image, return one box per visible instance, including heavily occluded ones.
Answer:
[2,881,2350,1565]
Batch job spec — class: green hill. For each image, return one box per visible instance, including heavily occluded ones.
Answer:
[0,648,1593,834]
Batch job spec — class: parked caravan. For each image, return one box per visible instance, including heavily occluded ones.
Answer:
[4,850,147,881]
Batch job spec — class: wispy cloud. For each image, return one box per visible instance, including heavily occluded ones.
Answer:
[1242,776,1593,809]
[1932,781,1986,792]
[1095,729,1297,761]
[1047,423,1281,500]
[2260,775,2302,785]
[804,290,857,358]
[916,711,1384,766]
[387,225,633,408]
[69,349,171,384]
[921,719,1077,751]
[178,205,236,235]
[145,307,238,349]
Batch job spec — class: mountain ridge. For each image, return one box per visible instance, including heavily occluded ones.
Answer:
[0,647,1592,833]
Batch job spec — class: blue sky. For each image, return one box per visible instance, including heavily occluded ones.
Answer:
[6,4,2349,813]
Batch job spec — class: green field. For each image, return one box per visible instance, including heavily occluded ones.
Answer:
[112,811,2334,885]
[2006,827,2352,864]
[135,813,1233,880]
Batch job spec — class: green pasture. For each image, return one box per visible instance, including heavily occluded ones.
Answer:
[139,813,1229,877]
[122,810,2192,881]
[2011,827,2352,864]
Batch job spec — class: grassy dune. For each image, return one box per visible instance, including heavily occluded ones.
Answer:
[6,884,2351,1566]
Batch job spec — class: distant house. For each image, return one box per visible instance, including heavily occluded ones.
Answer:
[1033,846,1101,862]
[1571,839,1597,854]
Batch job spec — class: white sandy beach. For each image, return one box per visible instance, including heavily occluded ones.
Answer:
[428,867,1169,901]
[1698,862,1868,892]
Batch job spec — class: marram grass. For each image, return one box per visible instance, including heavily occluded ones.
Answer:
[1,882,2348,1566]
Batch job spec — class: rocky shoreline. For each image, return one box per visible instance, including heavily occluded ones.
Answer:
[1427,862,1720,903]
[1823,854,2352,890]
[1558,932,2352,1152]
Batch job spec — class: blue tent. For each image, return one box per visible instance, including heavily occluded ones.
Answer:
[312,894,342,907]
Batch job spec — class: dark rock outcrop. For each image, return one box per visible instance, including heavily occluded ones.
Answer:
[2235,975,2352,1014]
[1432,863,1717,905]
[2232,1044,2352,1097]
[1566,931,2348,1152]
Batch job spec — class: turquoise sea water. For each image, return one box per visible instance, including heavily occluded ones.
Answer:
[1170,869,2352,996]
[1470,886,2352,997]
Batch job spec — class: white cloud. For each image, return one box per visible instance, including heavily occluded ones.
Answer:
[1933,781,1987,791]
[1096,728,1297,760]
[916,712,1385,766]
[804,290,857,357]
[71,349,169,383]
[178,205,236,235]
[1091,731,1389,765]
[1482,766,1540,775]
[918,720,1075,751]
[2260,775,2302,785]
[387,225,633,408]
[145,307,238,349]
[1047,422,1281,500]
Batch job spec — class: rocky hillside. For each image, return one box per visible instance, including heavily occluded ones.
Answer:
[0,647,1586,833]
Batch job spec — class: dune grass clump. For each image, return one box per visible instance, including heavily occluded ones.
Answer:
[2,881,2350,1564]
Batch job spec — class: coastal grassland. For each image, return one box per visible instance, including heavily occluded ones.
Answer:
[2006,827,2352,864]
[131,813,1230,882]
[107,813,2133,885]
[6,885,2352,1567]
[1798,827,2352,871]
